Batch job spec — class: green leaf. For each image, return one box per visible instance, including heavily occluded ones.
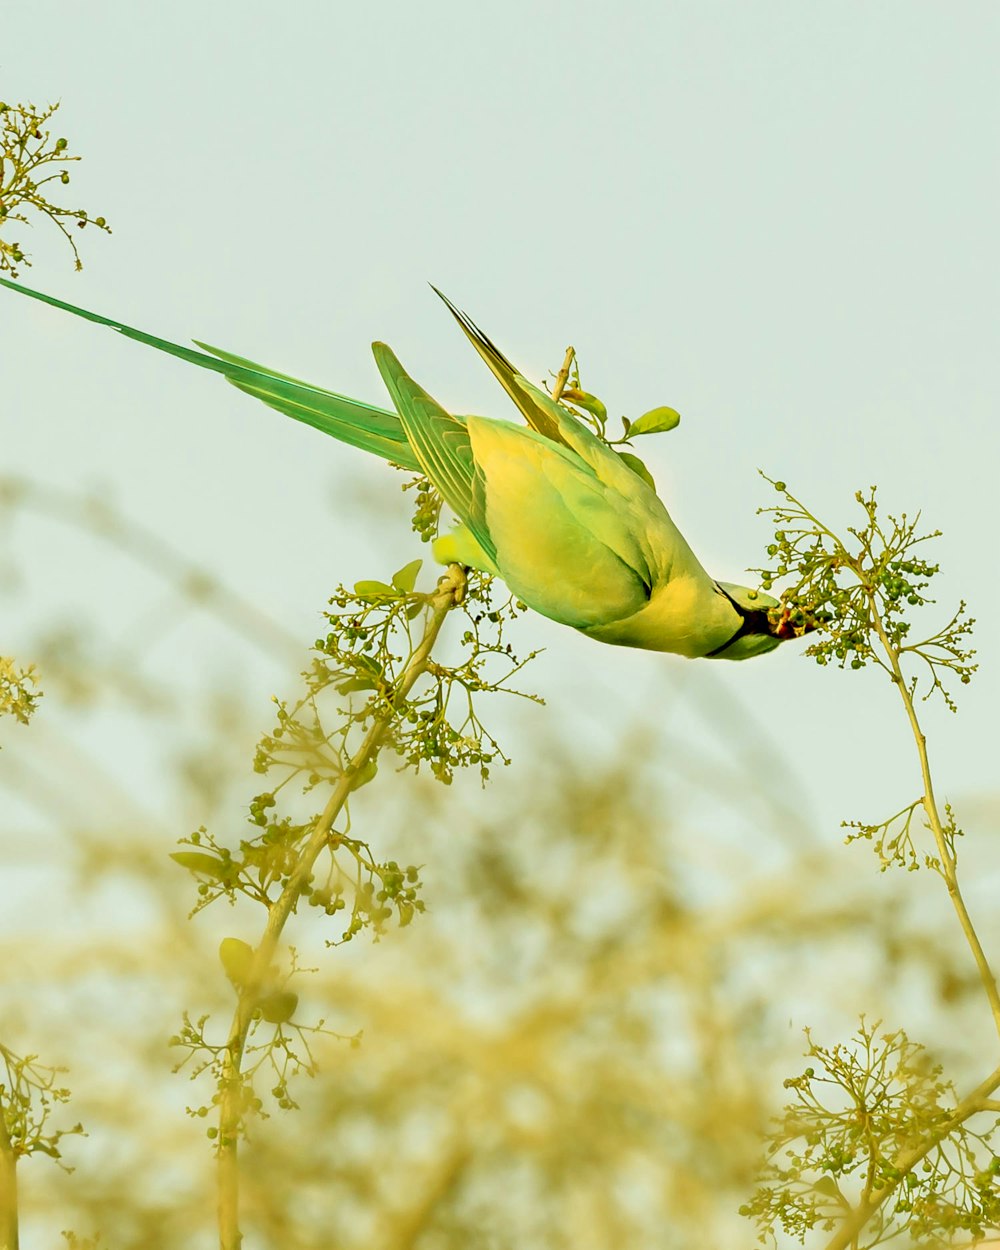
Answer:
[615,450,657,491]
[336,675,378,695]
[353,579,397,598]
[219,937,255,986]
[561,388,607,424]
[391,558,422,593]
[169,851,227,880]
[259,990,298,1024]
[629,405,681,436]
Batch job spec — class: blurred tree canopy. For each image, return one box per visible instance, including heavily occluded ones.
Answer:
[2,474,996,1249]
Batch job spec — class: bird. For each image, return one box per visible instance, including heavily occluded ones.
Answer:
[1,277,806,660]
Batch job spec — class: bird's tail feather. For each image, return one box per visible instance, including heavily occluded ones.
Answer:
[0,277,421,472]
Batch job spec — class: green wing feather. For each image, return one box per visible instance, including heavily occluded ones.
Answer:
[432,288,713,593]
[461,417,652,627]
[370,343,496,564]
[366,339,659,627]
[430,286,565,445]
[432,287,659,497]
[0,277,420,471]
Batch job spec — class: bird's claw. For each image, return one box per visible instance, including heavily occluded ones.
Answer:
[440,563,468,606]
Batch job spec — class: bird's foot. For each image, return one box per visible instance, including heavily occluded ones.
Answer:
[439,562,468,606]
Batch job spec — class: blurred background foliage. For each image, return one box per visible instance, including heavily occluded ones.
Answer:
[2,472,998,1250]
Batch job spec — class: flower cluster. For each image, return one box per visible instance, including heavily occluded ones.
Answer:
[0,1042,83,1165]
[753,479,976,709]
[0,654,41,731]
[0,100,111,274]
[741,1021,1000,1247]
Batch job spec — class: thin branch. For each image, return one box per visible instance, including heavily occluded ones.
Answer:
[823,1062,1000,1250]
[216,565,466,1250]
[550,346,575,404]
[866,589,1000,1041]
[0,1099,18,1250]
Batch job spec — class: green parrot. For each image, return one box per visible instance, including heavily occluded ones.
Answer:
[1,278,804,660]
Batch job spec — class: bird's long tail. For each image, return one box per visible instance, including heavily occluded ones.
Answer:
[0,277,422,472]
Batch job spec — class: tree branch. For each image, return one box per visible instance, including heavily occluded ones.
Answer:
[216,565,467,1250]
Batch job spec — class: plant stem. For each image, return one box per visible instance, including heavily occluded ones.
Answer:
[216,565,466,1250]
[823,1061,1000,1250]
[0,1102,18,1250]
[825,590,1000,1250]
[550,347,575,403]
[865,590,1000,1042]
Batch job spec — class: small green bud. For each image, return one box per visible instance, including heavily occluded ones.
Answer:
[774,480,787,492]
[219,937,255,986]
[259,990,298,1024]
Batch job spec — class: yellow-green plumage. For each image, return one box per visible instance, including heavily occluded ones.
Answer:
[0,277,787,660]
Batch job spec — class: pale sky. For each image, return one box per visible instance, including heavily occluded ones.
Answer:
[4,2,1000,885]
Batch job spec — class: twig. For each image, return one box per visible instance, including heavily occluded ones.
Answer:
[0,1101,18,1250]
[823,586,1000,1250]
[216,565,466,1250]
[823,1061,1000,1250]
[550,347,575,404]
[866,589,1000,1041]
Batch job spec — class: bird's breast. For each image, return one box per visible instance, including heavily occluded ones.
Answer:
[578,576,742,658]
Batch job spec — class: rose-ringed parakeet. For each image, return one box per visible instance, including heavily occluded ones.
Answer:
[1,278,805,659]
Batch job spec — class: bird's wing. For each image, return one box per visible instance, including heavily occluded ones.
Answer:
[370,342,496,564]
[0,277,421,470]
[434,289,711,591]
[431,287,566,445]
[462,416,655,628]
[371,342,654,630]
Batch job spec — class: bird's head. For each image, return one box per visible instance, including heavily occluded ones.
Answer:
[708,581,821,661]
